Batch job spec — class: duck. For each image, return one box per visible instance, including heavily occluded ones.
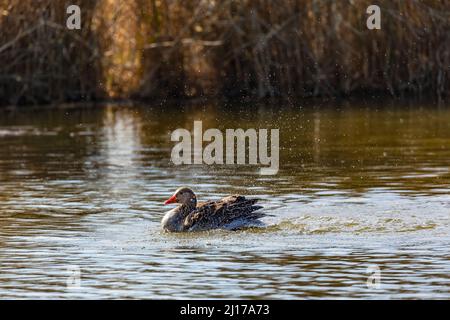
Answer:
[161,187,265,232]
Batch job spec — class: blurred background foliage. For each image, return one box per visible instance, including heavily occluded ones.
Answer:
[0,0,448,106]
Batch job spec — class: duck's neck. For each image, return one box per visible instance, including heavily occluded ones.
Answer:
[182,198,197,211]
[162,200,197,232]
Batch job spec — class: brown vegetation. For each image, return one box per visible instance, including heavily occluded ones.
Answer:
[0,0,449,106]
[0,0,104,105]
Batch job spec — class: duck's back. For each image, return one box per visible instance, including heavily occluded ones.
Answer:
[183,195,264,231]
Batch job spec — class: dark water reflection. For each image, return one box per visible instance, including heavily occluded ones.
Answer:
[0,101,449,299]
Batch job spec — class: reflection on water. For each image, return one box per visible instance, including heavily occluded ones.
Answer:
[0,101,449,299]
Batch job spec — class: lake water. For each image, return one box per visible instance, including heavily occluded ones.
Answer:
[0,101,449,299]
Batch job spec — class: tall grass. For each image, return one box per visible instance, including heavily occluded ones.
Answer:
[0,0,448,106]
[0,0,103,105]
[137,0,449,100]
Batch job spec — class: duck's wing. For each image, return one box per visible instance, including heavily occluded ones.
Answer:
[183,195,264,231]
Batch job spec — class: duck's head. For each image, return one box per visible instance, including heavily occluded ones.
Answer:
[164,187,197,207]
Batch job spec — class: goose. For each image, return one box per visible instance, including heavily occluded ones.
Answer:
[162,187,265,232]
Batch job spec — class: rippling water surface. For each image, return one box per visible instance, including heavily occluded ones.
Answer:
[0,101,449,299]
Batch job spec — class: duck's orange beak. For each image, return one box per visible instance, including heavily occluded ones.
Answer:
[164,194,177,205]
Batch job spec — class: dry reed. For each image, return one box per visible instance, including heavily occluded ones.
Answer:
[0,0,103,105]
[137,0,449,100]
[0,0,448,106]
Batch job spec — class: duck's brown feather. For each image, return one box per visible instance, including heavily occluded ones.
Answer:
[183,195,264,231]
